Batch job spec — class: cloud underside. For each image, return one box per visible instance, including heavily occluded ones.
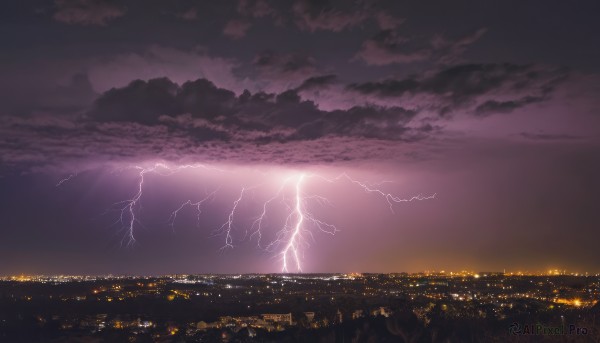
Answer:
[347,63,567,116]
[354,27,488,66]
[0,63,568,172]
[53,0,126,26]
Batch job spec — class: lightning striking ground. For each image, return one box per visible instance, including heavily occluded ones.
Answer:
[282,173,305,272]
[99,163,435,271]
[218,187,248,250]
[110,163,221,247]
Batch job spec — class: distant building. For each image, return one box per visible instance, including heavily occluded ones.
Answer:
[196,321,208,331]
[371,306,391,317]
[262,313,292,326]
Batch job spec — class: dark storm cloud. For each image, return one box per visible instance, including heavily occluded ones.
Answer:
[53,0,126,26]
[253,51,317,76]
[295,74,337,91]
[222,0,283,39]
[89,77,181,125]
[348,63,568,115]
[290,0,407,39]
[88,77,417,142]
[0,59,575,172]
[475,96,544,116]
[434,28,488,65]
[354,29,431,65]
[0,113,417,174]
[89,77,238,125]
[354,28,487,66]
[234,51,322,90]
[291,0,370,32]
[0,75,427,172]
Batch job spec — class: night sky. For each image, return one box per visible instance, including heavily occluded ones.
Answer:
[1,0,599,275]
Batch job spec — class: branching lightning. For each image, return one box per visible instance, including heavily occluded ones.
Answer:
[322,173,437,213]
[60,163,435,271]
[282,174,305,272]
[110,163,221,247]
[168,189,218,229]
[218,187,248,250]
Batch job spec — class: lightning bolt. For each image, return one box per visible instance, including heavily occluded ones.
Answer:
[101,163,434,271]
[111,163,221,247]
[56,173,77,187]
[323,173,437,212]
[168,189,218,230]
[114,166,147,247]
[218,187,248,250]
[249,177,292,249]
[243,173,339,272]
[282,173,305,272]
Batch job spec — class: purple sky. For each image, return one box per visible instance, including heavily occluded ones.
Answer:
[1,0,599,274]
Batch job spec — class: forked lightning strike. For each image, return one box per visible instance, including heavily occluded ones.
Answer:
[218,187,248,250]
[282,174,305,272]
[112,163,220,247]
[323,173,437,212]
[168,189,218,229]
[60,163,435,271]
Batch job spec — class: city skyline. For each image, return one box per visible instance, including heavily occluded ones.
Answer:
[3,271,598,341]
[1,0,600,275]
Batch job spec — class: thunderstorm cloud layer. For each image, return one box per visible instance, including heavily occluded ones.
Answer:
[0,63,573,172]
[1,0,600,274]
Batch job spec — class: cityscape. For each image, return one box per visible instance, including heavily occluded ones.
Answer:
[1,271,599,341]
